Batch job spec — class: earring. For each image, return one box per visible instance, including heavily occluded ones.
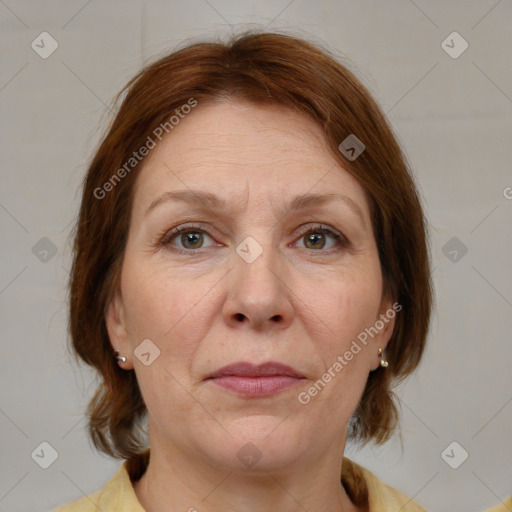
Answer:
[114,350,127,364]
[377,347,389,368]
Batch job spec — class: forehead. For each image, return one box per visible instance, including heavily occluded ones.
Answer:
[131,99,370,220]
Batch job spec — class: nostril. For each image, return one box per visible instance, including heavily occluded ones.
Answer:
[235,313,246,322]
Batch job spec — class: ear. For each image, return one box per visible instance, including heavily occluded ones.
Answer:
[369,295,399,371]
[105,288,134,370]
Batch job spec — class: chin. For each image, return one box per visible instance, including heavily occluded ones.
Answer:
[204,415,305,471]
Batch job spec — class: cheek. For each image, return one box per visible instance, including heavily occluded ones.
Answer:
[119,261,211,419]
[309,265,383,347]
[121,269,172,339]
[120,254,190,335]
[120,257,218,368]
[305,280,381,410]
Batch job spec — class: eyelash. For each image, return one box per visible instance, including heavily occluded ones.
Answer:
[158,222,350,256]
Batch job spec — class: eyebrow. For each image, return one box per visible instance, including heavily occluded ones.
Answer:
[145,189,366,228]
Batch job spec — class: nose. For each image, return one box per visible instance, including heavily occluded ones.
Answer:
[222,241,294,332]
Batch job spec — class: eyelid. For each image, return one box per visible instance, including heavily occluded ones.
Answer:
[159,222,218,247]
[292,223,349,250]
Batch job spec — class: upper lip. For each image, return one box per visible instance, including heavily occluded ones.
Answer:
[207,362,305,379]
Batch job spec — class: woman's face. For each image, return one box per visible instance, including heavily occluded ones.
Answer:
[106,99,395,471]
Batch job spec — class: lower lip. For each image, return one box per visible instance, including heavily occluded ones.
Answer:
[209,376,304,397]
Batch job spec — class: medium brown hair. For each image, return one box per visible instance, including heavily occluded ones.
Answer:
[68,29,433,473]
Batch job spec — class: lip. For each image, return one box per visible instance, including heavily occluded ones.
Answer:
[206,362,306,398]
[207,361,305,379]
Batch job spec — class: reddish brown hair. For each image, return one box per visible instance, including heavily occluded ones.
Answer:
[68,29,433,474]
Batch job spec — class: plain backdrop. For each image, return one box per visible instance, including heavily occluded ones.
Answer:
[1,1,511,511]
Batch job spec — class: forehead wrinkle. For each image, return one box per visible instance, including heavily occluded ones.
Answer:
[179,142,316,167]
[142,102,365,226]
[176,117,324,158]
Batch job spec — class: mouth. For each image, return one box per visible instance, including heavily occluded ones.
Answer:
[205,362,306,398]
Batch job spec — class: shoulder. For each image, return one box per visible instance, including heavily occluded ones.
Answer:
[51,461,145,511]
[51,490,102,512]
[483,496,512,512]
[342,457,428,512]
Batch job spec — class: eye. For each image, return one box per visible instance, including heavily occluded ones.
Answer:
[160,224,217,253]
[158,222,349,255]
[294,224,349,251]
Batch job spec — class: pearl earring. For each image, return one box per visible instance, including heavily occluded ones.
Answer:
[377,347,389,368]
[114,350,127,364]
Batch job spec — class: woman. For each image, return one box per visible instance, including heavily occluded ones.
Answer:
[55,30,434,511]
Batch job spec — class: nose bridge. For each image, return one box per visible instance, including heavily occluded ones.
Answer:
[224,231,293,329]
[234,232,281,295]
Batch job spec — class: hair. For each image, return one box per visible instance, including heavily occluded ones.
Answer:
[68,29,433,475]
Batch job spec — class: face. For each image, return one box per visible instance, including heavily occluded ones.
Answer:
[106,99,395,472]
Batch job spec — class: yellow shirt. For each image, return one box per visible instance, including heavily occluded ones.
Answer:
[484,497,512,512]
[52,455,430,511]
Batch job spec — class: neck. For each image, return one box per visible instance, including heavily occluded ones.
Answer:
[132,440,365,512]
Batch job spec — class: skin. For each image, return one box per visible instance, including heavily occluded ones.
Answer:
[106,98,396,512]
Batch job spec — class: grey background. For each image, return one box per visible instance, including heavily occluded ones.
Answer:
[1,1,511,511]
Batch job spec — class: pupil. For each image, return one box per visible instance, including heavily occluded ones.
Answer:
[183,232,202,248]
[307,233,324,249]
